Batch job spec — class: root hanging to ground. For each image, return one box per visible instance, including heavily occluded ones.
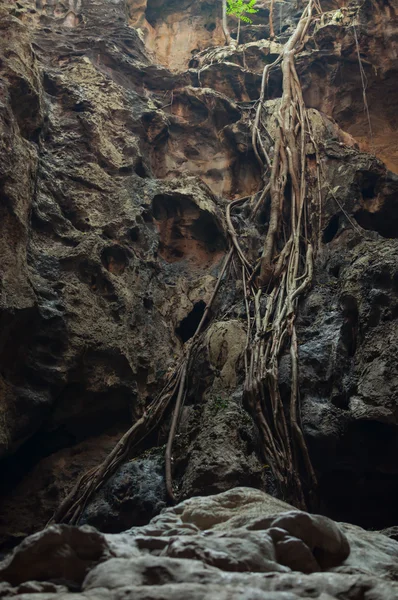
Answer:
[221,0,232,45]
[49,248,234,524]
[243,0,319,509]
[50,0,323,525]
[353,22,374,153]
[269,0,275,40]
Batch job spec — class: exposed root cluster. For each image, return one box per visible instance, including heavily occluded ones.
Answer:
[242,0,319,509]
[49,249,233,524]
[51,0,323,525]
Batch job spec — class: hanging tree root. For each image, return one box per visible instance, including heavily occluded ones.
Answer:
[269,0,275,40]
[49,247,234,525]
[240,0,320,509]
[50,0,323,524]
[164,246,234,502]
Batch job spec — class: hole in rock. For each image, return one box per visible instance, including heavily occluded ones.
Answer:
[101,246,128,275]
[0,397,130,506]
[374,268,392,289]
[73,101,88,113]
[354,200,398,239]
[176,300,208,343]
[61,206,91,232]
[330,264,341,278]
[340,295,358,357]
[322,213,340,243]
[129,226,140,242]
[134,159,149,178]
[119,165,134,175]
[142,209,153,223]
[152,194,226,266]
[43,73,58,96]
[143,297,153,309]
[316,420,398,529]
[360,172,378,199]
[331,391,349,410]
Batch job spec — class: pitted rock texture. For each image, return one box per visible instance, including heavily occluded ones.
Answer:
[1,488,398,599]
[294,233,398,528]
[0,0,398,559]
[80,456,167,532]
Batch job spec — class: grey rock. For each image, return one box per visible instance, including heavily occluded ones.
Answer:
[0,525,110,587]
[3,488,398,599]
[83,555,223,590]
[81,457,167,533]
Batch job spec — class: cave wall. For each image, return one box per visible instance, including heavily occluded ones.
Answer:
[127,0,226,71]
[0,0,397,550]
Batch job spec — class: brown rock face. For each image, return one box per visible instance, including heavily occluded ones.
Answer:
[0,0,397,563]
[298,0,398,172]
[127,0,226,71]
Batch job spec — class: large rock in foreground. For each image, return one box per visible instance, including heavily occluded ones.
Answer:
[0,487,397,599]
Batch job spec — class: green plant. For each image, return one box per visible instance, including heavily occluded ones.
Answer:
[212,395,229,412]
[227,0,258,24]
[226,0,258,44]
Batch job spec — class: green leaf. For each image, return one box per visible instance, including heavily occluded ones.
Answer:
[226,0,258,22]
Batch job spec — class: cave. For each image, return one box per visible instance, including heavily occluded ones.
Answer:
[152,193,226,266]
[1,0,398,595]
[354,203,398,238]
[100,245,129,275]
[322,213,340,243]
[175,300,207,343]
[317,420,398,530]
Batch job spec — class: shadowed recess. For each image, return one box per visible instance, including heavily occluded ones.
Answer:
[152,193,226,266]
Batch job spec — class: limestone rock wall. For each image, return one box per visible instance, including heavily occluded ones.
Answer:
[1,488,398,599]
[0,0,397,560]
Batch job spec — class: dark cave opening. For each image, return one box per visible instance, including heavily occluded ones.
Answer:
[353,171,398,238]
[134,159,149,178]
[176,300,207,343]
[101,245,129,275]
[319,468,398,531]
[152,193,226,265]
[354,207,398,239]
[0,403,130,499]
[322,213,340,243]
[313,419,398,530]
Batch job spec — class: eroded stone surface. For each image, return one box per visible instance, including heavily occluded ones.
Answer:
[1,488,398,599]
[0,0,397,567]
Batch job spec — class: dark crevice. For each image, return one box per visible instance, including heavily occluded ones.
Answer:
[354,208,398,238]
[176,300,207,343]
[129,226,140,242]
[152,194,226,264]
[330,263,341,278]
[322,213,340,243]
[101,245,129,275]
[356,170,379,200]
[134,159,149,178]
[340,295,359,357]
[0,405,129,499]
[316,420,398,530]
